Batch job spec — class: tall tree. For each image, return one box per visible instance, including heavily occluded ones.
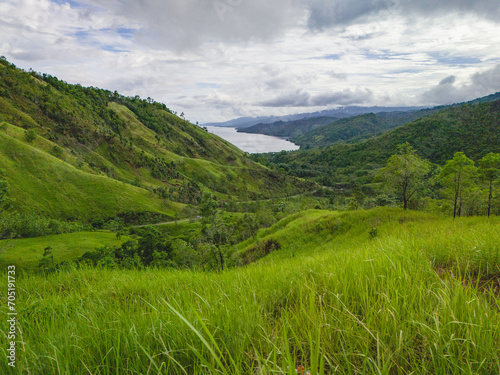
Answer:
[439,152,477,218]
[478,153,500,217]
[376,142,431,210]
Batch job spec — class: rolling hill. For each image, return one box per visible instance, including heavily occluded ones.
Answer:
[0,58,305,221]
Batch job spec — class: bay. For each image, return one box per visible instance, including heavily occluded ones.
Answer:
[204,126,300,154]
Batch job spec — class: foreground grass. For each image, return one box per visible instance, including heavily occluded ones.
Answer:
[0,231,132,269]
[1,208,499,374]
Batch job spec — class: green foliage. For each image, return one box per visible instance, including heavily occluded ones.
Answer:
[49,144,64,158]
[38,246,55,272]
[376,142,431,209]
[257,99,500,190]
[439,152,477,218]
[478,153,500,217]
[0,58,307,223]
[0,211,84,239]
[292,109,442,148]
[5,208,500,374]
[0,178,10,209]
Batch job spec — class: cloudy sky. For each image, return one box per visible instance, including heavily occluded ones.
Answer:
[1,0,500,123]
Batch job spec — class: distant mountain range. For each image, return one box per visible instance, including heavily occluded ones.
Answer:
[203,106,426,128]
[236,92,500,149]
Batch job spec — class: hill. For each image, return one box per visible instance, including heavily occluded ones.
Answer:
[237,116,337,138]
[291,108,444,149]
[5,208,500,374]
[0,58,305,221]
[257,98,500,186]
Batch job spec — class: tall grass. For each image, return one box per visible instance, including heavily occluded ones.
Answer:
[1,208,499,374]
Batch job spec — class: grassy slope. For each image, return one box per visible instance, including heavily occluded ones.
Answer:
[0,231,132,269]
[0,59,306,221]
[0,123,178,219]
[3,208,499,374]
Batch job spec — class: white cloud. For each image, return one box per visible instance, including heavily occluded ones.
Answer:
[1,0,500,122]
[421,64,500,105]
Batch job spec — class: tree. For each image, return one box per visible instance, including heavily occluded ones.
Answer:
[202,212,229,271]
[375,142,430,210]
[199,194,218,218]
[439,152,477,219]
[478,153,500,217]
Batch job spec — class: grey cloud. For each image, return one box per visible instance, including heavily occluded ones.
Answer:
[73,0,500,51]
[81,0,299,50]
[259,87,372,107]
[303,0,500,30]
[259,89,311,107]
[306,0,394,30]
[330,71,347,80]
[439,75,456,85]
[421,64,500,105]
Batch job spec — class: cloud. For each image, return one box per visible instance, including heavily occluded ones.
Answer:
[305,0,394,30]
[421,64,500,105]
[79,0,300,50]
[439,75,456,85]
[303,0,500,30]
[259,87,373,107]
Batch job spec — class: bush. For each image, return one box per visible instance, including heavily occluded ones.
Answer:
[241,239,281,265]
[0,212,84,239]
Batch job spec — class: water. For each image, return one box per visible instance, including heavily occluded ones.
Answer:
[204,126,300,154]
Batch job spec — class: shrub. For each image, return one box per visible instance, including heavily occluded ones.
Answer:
[241,239,281,265]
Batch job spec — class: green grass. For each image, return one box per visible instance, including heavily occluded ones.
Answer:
[0,126,180,219]
[1,208,499,374]
[0,231,132,269]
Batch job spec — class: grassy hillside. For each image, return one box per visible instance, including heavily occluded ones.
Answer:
[0,58,305,221]
[3,208,499,374]
[258,99,500,186]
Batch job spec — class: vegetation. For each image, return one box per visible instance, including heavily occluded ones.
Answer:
[1,56,500,374]
[2,208,499,374]
[375,142,431,210]
[238,116,337,138]
[291,108,445,149]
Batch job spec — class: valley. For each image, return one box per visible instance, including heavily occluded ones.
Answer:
[0,57,499,374]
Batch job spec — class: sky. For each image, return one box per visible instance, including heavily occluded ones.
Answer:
[1,0,500,123]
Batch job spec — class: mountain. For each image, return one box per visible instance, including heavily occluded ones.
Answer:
[204,105,424,128]
[257,98,500,186]
[0,58,304,221]
[236,116,337,138]
[291,108,445,149]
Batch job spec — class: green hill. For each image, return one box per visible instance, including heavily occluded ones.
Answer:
[291,109,444,149]
[258,99,500,186]
[0,58,304,221]
[238,116,337,138]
